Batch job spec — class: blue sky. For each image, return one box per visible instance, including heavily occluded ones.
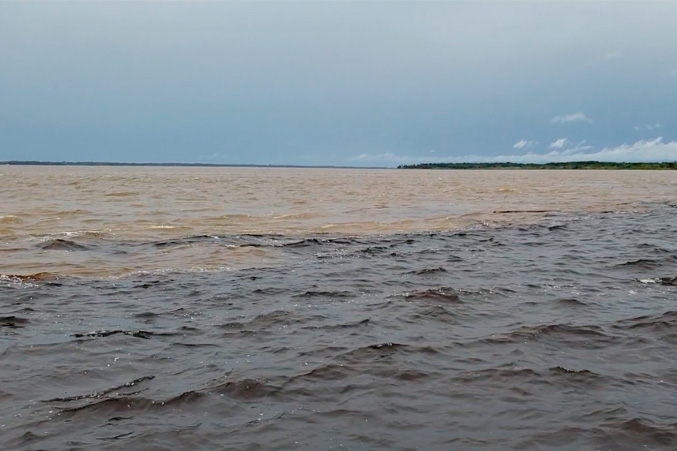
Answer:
[1,1,676,167]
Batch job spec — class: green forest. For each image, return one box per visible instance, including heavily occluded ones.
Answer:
[398,161,677,170]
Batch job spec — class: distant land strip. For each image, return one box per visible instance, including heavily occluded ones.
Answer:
[3,161,676,170]
[398,161,677,170]
[0,161,386,169]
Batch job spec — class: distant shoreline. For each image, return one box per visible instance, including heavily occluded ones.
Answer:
[3,161,677,170]
[0,161,386,169]
[398,161,677,170]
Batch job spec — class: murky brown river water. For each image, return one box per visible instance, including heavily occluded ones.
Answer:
[1,166,677,450]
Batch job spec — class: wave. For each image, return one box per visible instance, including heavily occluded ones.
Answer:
[512,323,608,339]
[0,315,29,328]
[0,272,62,288]
[409,267,448,275]
[638,276,677,286]
[287,361,432,386]
[454,366,612,388]
[616,256,677,269]
[554,297,588,306]
[38,238,91,251]
[398,287,463,303]
[73,330,154,339]
[53,377,280,417]
[292,290,355,299]
[612,310,677,333]
[521,417,677,449]
[471,322,640,349]
[44,376,155,402]
[1,272,57,281]
[336,343,440,363]
[301,318,370,331]
[0,215,24,224]
[104,191,139,197]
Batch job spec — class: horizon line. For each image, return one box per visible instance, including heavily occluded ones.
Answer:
[0,161,391,170]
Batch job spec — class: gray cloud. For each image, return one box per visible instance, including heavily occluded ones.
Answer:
[1,2,677,164]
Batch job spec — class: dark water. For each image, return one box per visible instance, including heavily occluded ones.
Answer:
[2,204,677,450]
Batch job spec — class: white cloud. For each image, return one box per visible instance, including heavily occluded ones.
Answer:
[602,50,622,61]
[551,112,593,124]
[634,123,663,131]
[583,137,677,162]
[353,138,676,166]
[513,139,536,149]
[490,138,674,163]
[549,138,568,149]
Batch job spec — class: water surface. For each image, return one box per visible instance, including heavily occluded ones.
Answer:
[1,167,676,450]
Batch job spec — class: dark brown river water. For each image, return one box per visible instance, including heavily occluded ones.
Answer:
[1,167,677,450]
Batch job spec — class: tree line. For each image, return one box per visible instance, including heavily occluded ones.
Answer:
[398,161,677,170]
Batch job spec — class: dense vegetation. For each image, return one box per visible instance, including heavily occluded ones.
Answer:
[398,161,677,170]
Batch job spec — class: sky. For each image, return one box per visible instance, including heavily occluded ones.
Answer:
[1,1,676,167]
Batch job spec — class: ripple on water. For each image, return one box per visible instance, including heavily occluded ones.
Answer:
[1,201,677,449]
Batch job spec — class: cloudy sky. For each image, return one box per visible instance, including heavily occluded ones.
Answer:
[1,1,676,166]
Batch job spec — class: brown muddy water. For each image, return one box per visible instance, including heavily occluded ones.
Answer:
[1,166,677,450]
